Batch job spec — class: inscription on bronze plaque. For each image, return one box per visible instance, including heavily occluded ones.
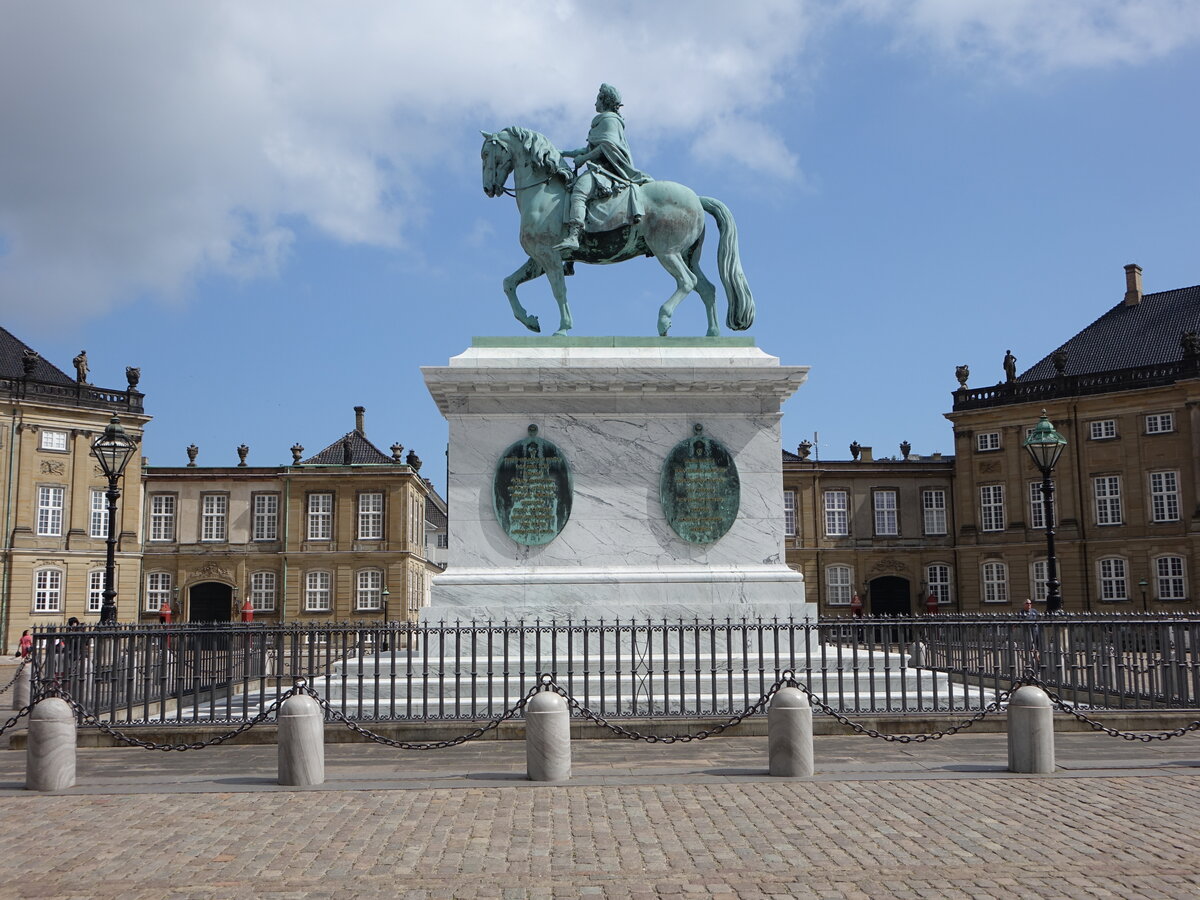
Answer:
[660,424,740,544]
[492,425,572,546]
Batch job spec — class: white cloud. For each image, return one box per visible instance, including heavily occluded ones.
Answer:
[0,0,815,325]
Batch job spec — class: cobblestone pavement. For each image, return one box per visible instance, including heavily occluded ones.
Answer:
[2,736,1200,899]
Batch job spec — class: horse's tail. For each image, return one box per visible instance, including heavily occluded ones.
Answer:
[700,196,755,331]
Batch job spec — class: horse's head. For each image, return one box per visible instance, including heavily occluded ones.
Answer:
[480,130,513,198]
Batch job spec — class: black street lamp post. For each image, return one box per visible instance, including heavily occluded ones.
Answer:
[1139,578,1149,612]
[1023,411,1068,614]
[91,415,138,624]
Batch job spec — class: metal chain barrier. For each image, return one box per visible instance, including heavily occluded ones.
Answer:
[1023,674,1200,742]
[796,682,1012,743]
[0,703,34,737]
[0,660,27,697]
[302,679,543,750]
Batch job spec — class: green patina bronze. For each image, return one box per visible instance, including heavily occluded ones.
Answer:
[660,424,740,545]
[481,84,755,338]
[493,425,573,546]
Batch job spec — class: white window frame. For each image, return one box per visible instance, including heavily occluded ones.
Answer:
[89,489,109,539]
[87,569,106,614]
[40,430,68,451]
[1149,471,1180,523]
[922,489,947,536]
[1031,559,1049,603]
[873,489,898,536]
[783,490,796,537]
[33,567,63,613]
[305,571,332,612]
[356,569,383,611]
[1093,475,1123,526]
[249,571,277,612]
[982,561,1008,604]
[1098,557,1129,602]
[1089,419,1117,440]
[36,485,65,537]
[1145,412,1175,434]
[145,571,173,613]
[826,565,853,606]
[307,493,333,541]
[357,492,384,540]
[979,484,1005,532]
[1155,556,1187,601]
[976,432,1000,452]
[436,532,448,549]
[149,494,176,542]
[1028,481,1055,530]
[252,493,279,542]
[200,493,228,542]
[823,490,849,537]
[926,564,951,606]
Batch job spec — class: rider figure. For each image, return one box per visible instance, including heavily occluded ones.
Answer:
[553,83,650,254]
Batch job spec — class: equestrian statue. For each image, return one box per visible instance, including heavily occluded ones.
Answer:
[481,84,754,337]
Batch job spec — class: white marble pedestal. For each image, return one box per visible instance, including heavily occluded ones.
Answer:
[421,337,812,623]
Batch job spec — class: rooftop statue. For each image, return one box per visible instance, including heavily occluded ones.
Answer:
[481,84,754,337]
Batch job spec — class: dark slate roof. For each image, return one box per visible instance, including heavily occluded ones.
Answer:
[300,430,395,465]
[0,327,76,384]
[782,448,804,462]
[1019,284,1200,381]
[424,491,448,529]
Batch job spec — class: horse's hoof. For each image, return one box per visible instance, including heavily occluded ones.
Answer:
[553,329,570,337]
[527,317,541,333]
[706,329,719,338]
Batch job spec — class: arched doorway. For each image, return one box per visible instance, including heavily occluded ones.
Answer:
[869,575,911,616]
[189,581,233,622]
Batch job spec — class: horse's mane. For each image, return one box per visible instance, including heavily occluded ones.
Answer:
[503,126,571,181]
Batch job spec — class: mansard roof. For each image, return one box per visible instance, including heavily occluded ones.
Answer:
[1019,284,1200,380]
[0,327,76,384]
[301,429,395,466]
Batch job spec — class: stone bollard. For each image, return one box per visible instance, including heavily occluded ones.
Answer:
[1007,685,1055,774]
[526,689,571,782]
[768,686,814,777]
[12,663,31,710]
[908,642,926,667]
[277,693,325,786]
[26,697,76,791]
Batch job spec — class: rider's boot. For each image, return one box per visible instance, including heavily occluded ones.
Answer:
[554,222,582,254]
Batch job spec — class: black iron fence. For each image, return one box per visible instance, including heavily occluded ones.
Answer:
[29,614,1200,726]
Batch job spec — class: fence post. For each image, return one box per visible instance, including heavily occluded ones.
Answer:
[1007,685,1055,774]
[12,663,31,710]
[277,693,324,786]
[526,688,570,782]
[25,697,76,791]
[768,686,813,777]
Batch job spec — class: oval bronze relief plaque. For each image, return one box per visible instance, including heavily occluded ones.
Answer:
[492,425,572,546]
[659,424,740,544]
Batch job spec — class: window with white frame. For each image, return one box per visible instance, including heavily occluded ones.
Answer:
[89,489,109,539]
[783,490,796,537]
[1093,475,1123,525]
[39,430,68,451]
[410,496,424,547]
[36,485,64,536]
[307,493,333,540]
[408,569,419,612]
[922,489,947,535]
[356,569,383,611]
[1156,556,1187,601]
[926,564,951,605]
[305,571,331,611]
[1149,471,1180,523]
[823,490,849,536]
[979,484,1005,532]
[1145,412,1175,434]
[358,492,384,540]
[149,494,175,542]
[976,432,1001,452]
[1098,557,1129,601]
[87,569,105,613]
[435,533,448,549]
[1028,481,1055,530]
[1031,559,1049,602]
[981,561,1008,603]
[826,565,853,606]
[200,494,228,542]
[252,494,278,541]
[33,568,63,612]
[1089,419,1117,440]
[249,571,276,612]
[873,489,898,536]
[145,572,172,613]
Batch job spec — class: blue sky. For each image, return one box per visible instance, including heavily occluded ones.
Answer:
[2,1,1198,491]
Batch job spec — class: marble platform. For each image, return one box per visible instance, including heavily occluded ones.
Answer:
[421,338,813,622]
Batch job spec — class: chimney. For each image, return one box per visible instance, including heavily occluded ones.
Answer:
[1124,264,1143,306]
[859,446,873,462]
[354,406,366,434]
